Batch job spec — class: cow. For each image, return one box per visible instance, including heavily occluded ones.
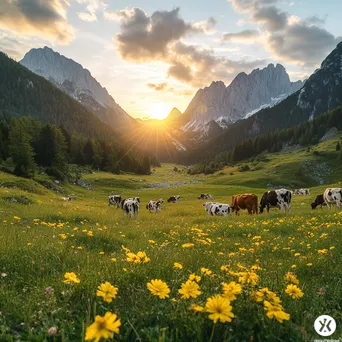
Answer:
[294,189,310,196]
[146,199,163,213]
[167,195,181,203]
[121,197,140,209]
[259,189,292,214]
[108,195,122,208]
[198,194,214,200]
[203,202,217,215]
[311,194,327,209]
[323,188,342,209]
[121,198,139,217]
[232,194,258,215]
[203,202,233,216]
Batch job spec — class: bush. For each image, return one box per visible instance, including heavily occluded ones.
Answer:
[238,165,250,172]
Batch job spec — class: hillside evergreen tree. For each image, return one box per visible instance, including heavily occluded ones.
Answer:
[9,119,36,177]
[336,141,341,151]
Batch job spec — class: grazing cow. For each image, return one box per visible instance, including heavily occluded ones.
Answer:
[122,198,139,217]
[203,202,217,215]
[259,189,292,214]
[311,194,327,209]
[167,195,181,203]
[146,199,163,213]
[323,188,342,209]
[198,194,214,200]
[108,195,122,208]
[121,197,140,209]
[203,202,233,216]
[294,189,310,196]
[232,194,258,215]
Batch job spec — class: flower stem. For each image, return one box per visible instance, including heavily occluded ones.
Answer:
[209,323,216,342]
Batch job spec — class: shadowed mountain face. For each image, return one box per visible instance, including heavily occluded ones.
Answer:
[181,63,304,132]
[179,42,342,164]
[20,47,137,131]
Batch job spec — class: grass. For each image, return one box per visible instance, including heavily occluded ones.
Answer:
[0,144,342,341]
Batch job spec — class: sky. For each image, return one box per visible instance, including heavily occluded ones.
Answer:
[0,0,341,120]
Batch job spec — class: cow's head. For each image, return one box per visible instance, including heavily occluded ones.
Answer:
[259,205,266,214]
[311,202,317,210]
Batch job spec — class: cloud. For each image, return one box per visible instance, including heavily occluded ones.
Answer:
[167,62,193,82]
[252,6,288,31]
[147,82,194,96]
[78,12,97,22]
[0,33,34,60]
[147,82,168,91]
[76,0,107,22]
[0,0,74,43]
[228,0,340,67]
[114,7,265,87]
[267,23,340,66]
[222,29,259,42]
[114,7,217,62]
[305,15,326,25]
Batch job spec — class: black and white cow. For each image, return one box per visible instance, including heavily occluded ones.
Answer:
[259,189,292,214]
[167,195,181,203]
[108,195,122,208]
[146,199,163,213]
[203,202,233,216]
[121,198,139,217]
[121,197,140,209]
[198,194,214,200]
[294,189,310,196]
[323,188,342,209]
[311,194,327,209]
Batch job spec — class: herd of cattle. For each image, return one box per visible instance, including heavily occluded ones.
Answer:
[108,188,342,217]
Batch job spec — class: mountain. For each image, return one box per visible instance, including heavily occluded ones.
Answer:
[165,107,182,122]
[0,51,116,139]
[20,47,136,131]
[182,64,304,131]
[179,42,342,164]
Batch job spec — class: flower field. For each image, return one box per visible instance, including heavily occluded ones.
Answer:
[0,166,341,341]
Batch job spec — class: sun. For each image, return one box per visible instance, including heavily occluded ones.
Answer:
[149,102,171,120]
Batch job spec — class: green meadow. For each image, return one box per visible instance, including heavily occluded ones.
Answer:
[0,139,341,341]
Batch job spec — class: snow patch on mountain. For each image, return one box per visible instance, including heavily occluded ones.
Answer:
[182,64,304,132]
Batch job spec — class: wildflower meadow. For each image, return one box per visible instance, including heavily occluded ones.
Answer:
[0,166,341,341]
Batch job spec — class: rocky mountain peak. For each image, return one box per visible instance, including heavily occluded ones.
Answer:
[20,47,135,130]
[182,63,304,132]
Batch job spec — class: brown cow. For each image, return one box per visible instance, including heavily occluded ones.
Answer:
[232,193,258,215]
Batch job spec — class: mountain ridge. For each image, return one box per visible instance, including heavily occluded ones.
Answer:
[182,63,304,132]
[20,46,136,130]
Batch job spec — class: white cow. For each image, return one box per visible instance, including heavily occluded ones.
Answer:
[108,195,122,208]
[146,199,163,213]
[121,197,140,217]
[323,188,342,209]
[203,202,233,216]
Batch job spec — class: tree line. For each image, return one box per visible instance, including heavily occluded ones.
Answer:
[0,117,156,179]
[188,106,342,175]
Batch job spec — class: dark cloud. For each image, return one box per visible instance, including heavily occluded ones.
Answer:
[114,7,264,87]
[228,0,340,67]
[0,0,74,43]
[222,29,259,42]
[267,22,340,66]
[115,7,215,61]
[252,6,288,31]
[167,62,193,82]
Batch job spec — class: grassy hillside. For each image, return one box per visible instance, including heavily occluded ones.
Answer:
[0,159,341,341]
[207,133,342,189]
